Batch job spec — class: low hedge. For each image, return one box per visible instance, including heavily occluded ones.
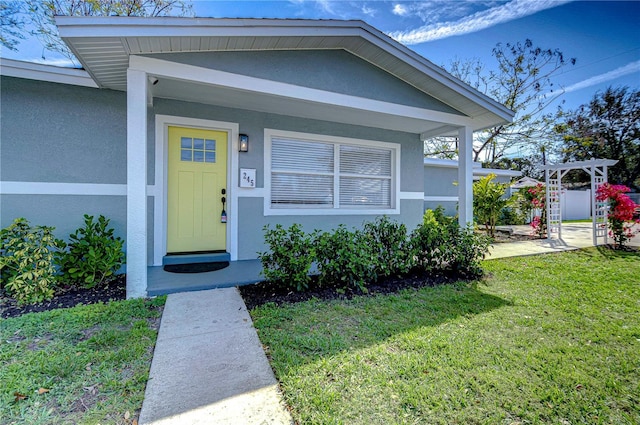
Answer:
[258,211,490,292]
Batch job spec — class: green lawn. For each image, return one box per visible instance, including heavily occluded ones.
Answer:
[0,297,165,425]
[250,248,640,424]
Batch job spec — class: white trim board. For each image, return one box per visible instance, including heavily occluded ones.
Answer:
[424,196,458,202]
[399,192,424,200]
[154,115,239,265]
[0,181,128,195]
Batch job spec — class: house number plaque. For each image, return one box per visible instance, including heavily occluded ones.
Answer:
[240,168,256,188]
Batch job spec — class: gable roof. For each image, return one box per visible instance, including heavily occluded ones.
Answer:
[56,17,513,132]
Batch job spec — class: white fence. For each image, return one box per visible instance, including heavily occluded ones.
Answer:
[561,190,591,220]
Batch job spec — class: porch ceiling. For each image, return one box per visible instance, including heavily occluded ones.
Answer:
[56,17,514,134]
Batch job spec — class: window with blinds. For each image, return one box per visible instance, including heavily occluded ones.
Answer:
[269,135,395,210]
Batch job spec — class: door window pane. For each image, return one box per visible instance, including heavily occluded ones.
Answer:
[180,136,218,163]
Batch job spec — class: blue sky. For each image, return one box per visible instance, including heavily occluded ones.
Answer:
[5,0,639,113]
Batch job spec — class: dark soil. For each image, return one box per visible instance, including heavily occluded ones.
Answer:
[1,275,126,319]
[240,272,469,310]
[488,229,536,243]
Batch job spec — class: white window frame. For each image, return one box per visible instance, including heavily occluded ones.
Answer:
[264,129,400,216]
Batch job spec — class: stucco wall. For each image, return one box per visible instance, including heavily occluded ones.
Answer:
[144,50,463,115]
[1,77,129,246]
[237,198,424,260]
[0,194,127,242]
[1,76,127,184]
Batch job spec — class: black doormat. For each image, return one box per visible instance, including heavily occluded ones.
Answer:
[163,262,230,274]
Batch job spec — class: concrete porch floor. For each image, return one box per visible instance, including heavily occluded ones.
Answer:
[147,259,263,296]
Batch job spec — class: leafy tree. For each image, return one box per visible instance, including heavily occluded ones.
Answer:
[556,86,640,191]
[425,39,575,165]
[26,0,193,63]
[0,1,25,50]
[473,173,509,237]
[491,155,544,180]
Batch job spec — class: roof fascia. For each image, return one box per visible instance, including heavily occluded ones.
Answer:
[0,58,98,88]
[423,158,482,169]
[475,168,522,177]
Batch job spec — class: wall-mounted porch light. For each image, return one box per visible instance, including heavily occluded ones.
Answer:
[239,134,249,152]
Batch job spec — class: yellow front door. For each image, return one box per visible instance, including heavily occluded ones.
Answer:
[167,126,227,253]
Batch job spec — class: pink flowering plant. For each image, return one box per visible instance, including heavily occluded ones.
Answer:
[595,183,640,247]
[524,183,547,238]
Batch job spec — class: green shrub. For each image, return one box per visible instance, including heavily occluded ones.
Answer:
[498,206,526,226]
[56,214,125,288]
[258,223,316,291]
[0,218,59,305]
[315,225,376,292]
[364,216,410,278]
[444,226,491,278]
[410,210,490,279]
[409,210,451,273]
[473,174,510,237]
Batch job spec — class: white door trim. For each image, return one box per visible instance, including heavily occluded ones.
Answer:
[154,115,239,265]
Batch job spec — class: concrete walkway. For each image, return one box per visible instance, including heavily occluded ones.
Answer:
[488,222,639,259]
[139,288,293,425]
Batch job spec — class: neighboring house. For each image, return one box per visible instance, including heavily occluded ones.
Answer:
[511,176,544,190]
[423,158,521,215]
[0,17,513,298]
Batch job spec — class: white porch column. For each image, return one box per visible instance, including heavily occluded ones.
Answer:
[458,126,474,227]
[126,69,148,299]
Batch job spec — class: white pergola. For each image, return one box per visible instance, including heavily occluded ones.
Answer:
[542,158,618,245]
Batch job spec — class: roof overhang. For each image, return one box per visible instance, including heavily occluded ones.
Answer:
[424,158,521,178]
[56,17,514,134]
[0,58,98,88]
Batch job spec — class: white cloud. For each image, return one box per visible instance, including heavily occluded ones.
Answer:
[361,4,376,17]
[389,0,573,45]
[392,3,409,16]
[315,0,335,14]
[563,60,640,93]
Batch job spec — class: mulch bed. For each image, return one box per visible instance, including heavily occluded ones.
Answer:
[240,272,468,310]
[2,272,469,318]
[5,242,634,318]
[1,275,126,319]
